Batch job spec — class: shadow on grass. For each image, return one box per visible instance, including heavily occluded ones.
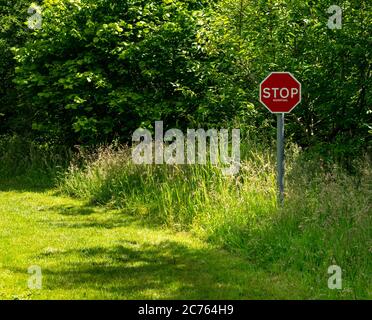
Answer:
[45,202,166,230]
[53,205,96,216]
[48,214,143,230]
[0,177,55,193]
[18,240,280,299]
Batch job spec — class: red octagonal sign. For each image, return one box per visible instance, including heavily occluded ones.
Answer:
[260,72,302,113]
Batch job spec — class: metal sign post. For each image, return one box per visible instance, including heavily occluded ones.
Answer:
[277,113,285,206]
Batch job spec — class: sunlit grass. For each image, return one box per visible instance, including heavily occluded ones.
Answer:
[57,145,372,299]
[1,138,370,299]
[0,188,310,300]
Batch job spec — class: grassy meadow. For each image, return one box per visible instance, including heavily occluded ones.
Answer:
[0,136,370,299]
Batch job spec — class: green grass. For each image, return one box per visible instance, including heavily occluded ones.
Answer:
[0,184,313,300]
[0,139,371,299]
[57,146,372,299]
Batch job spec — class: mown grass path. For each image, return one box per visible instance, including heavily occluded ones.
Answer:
[0,186,307,300]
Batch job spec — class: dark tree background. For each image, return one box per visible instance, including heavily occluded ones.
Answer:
[0,0,371,160]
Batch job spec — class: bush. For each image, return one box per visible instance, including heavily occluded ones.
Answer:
[13,0,217,145]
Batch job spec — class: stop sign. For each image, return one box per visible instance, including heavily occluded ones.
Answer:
[260,72,301,113]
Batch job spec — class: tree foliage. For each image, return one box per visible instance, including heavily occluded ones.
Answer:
[0,0,31,133]
[203,0,371,159]
[0,0,370,159]
[11,0,218,144]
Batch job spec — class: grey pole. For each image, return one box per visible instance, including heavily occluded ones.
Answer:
[277,113,285,206]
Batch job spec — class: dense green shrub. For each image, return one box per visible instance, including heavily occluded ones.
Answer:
[0,0,32,135]
[2,0,370,160]
[13,0,219,145]
[208,0,371,160]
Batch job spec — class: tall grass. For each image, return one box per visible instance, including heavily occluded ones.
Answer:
[58,144,371,298]
[0,135,71,188]
[58,144,278,227]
